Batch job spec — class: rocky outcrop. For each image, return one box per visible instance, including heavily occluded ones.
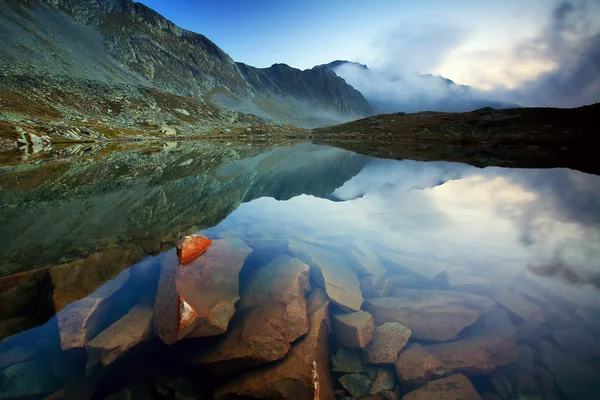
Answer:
[422,309,519,375]
[364,323,411,364]
[214,289,334,400]
[175,235,212,266]
[402,374,482,400]
[197,255,311,372]
[395,344,444,386]
[85,304,153,369]
[363,290,495,342]
[333,311,374,348]
[289,241,363,312]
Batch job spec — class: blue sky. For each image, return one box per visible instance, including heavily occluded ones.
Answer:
[137,0,600,101]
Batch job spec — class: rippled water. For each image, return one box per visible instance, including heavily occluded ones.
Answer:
[0,142,599,400]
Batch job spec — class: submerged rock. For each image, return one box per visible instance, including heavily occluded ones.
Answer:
[0,359,61,399]
[347,241,386,278]
[402,374,482,400]
[289,241,363,312]
[332,348,377,375]
[364,322,411,364]
[395,344,444,386]
[552,326,600,362]
[493,290,545,323]
[360,276,392,298]
[363,290,495,342]
[175,235,212,266]
[369,368,395,394]
[197,255,310,372]
[85,304,153,369]
[422,308,518,375]
[214,289,334,400]
[333,310,374,348]
[339,373,373,398]
[540,340,600,400]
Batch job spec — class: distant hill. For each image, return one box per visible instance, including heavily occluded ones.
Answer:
[318,60,519,113]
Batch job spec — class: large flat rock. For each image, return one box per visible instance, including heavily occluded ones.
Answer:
[289,241,363,312]
[402,374,482,400]
[422,308,518,375]
[363,290,495,342]
[197,255,311,372]
[214,288,334,400]
[493,290,546,323]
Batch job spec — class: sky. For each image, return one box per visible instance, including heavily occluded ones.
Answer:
[137,0,600,107]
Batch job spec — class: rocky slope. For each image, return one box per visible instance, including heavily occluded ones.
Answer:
[0,0,373,131]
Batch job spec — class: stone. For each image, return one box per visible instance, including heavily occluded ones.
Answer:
[364,322,411,364]
[363,290,495,342]
[360,276,392,298]
[402,374,482,400]
[176,238,251,338]
[489,369,513,400]
[57,269,130,350]
[197,255,310,372]
[369,368,395,394]
[289,241,363,312]
[50,246,142,312]
[387,275,431,292]
[535,366,561,400]
[339,374,373,398]
[332,348,376,375]
[0,359,61,399]
[552,326,600,362]
[0,317,33,341]
[0,346,37,370]
[493,290,545,323]
[85,304,153,369]
[539,340,600,400]
[502,345,540,396]
[214,289,334,400]
[0,268,53,322]
[395,344,444,386]
[333,311,374,348]
[422,309,518,375]
[444,267,491,294]
[347,241,386,278]
[175,235,212,266]
[376,248,446,281]
[515,320,551,348]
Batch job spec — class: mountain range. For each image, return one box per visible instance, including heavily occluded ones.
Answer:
[0,0,515,135]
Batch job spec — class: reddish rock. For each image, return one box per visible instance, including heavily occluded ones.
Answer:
[214,289,334,400]
[197,255,311,372]
[333,311,374,348]
[85,304,153,369]
[402,374,482,400]
[395,344,444,386]
[422,308,519,375]
[369,368,395,394]
[363,290,495,342]
[493,290,545,324]
[175,235,212,266]
[364,322,411,364]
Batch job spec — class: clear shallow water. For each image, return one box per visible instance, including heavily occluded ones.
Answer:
[0,143,599,400]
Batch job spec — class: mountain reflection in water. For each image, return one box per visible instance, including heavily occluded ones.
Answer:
[0,143,599,400]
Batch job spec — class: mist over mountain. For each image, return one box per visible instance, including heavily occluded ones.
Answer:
[318,61,519,113]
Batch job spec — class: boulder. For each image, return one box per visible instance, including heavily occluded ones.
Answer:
[197,255,311,372]
[85,304,153,369]
[0,359,61,399]
[153,239,251,344]
[214,289,334,400]
[332,348,377,375]
[175,235,212,266]
[333,311,374,348]
[402,374,482,400]
[363,290,495,342]
[360,276,392,298]
[395,344,444,386]
[493,290,545,323]
[364,322,411,364]
[57,269,130,350]
[50,245,142,312]
[540,340,600,400]
[369,368,395,394]
[552,326,600,362]
[339,374,373,398]
[289,241,363,312]
[347,241,386,277]
[422,308,518,375]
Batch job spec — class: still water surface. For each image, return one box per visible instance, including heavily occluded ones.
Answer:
[0,142,599,399]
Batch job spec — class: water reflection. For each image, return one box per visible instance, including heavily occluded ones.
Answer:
[1,145,599,400]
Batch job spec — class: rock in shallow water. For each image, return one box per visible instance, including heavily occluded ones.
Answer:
[289,241,363,312]
[493,289,545,324]
[214,288,334,400]
[333,310,374,348]
[364,322,411,364]
[395,344,444,386]
[196,255,311,372]
[402,374,482,400]
[363,290,495,342]
[175,235,212,266]
[339,373,373,398]
[552,326,600,362]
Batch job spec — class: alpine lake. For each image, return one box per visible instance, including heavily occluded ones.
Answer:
[0,140,599,400]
